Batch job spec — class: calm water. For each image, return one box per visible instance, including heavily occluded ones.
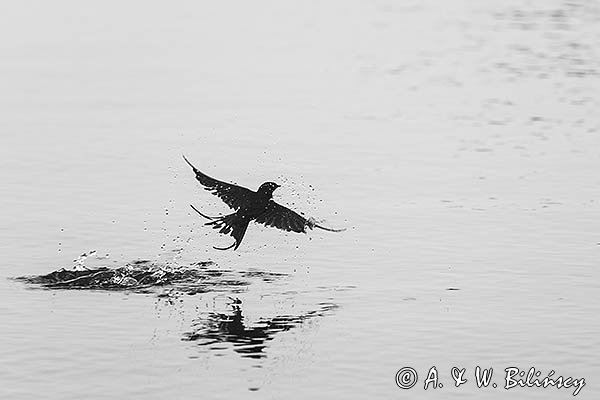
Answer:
[1,0,599,398]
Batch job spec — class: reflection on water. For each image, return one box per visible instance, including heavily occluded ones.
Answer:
[182,302,338,359]
[2,1,600,399]
[14,257,339,362]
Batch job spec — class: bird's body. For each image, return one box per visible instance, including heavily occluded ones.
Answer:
[183,155,343,250]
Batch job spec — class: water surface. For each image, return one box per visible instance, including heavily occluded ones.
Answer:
[1,0,599,398]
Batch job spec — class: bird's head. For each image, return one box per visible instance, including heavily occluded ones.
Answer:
[258,182,280,198]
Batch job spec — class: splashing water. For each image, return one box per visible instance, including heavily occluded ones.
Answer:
[14,259,288,297]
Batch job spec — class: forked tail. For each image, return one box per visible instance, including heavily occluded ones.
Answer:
[190,205,249,250]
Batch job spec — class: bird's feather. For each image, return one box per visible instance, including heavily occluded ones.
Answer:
[255,200,308,233]
[183,155,254,211]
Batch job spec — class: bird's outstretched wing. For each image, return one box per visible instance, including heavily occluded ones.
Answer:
[183,155,255,211]
[256,200,347,234]
[255,200,308,233]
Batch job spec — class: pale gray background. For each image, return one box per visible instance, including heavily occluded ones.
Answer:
[1,0,599,398]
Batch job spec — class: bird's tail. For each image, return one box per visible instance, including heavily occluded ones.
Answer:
[190,204,215,220]
[190,205,249,250]
[209,213,250,251]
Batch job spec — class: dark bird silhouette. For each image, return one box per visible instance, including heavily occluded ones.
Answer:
[183,155,344,250]
[182,302,338,359]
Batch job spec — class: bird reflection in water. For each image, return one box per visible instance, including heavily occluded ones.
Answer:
[182,301,338,359]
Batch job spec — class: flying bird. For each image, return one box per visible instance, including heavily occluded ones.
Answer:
[183,155,344,250]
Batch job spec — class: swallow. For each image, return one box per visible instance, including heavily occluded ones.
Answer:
[183,155,344,250]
